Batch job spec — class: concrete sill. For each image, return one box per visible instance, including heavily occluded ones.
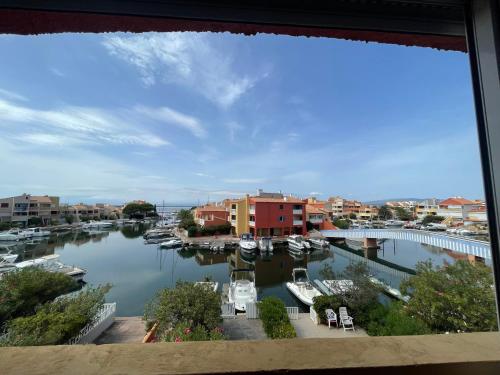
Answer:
[1,332,500,375]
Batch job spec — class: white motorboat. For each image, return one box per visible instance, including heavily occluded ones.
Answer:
[159,238,183,248]
[287,235,311,251]
[239,233,257,253]
[7,229,31,240]
[82,221,113,230]
[195,281,219,293]
[0,253,18,263]
[15,254,87,281]
[308,238,329,248]
[258,237,273,252]
[23,227,51,237]
[228,269,257,312]
[286,268,322,306]
[369,277,410,303]
[321,279,354,295]
[385,220,405,228]
[0,231,20,241]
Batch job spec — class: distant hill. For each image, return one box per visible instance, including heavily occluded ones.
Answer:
[363,198,425,206]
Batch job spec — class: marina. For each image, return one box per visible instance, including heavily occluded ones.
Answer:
[0,216,480,316]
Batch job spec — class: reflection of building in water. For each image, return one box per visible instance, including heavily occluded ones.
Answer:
[195,251,229,266]
[228,250,307,288]
[306,249,332,263]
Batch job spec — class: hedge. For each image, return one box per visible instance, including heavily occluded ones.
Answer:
[259,297,296,339]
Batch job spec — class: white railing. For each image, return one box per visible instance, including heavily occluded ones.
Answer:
[249,220,255,226]
[230,220,236,225]
[293,209,303,215]
[230,209,236,215]
[246,302,259,319]
[293,220,303,226]
[221,303,236,319]
[67,303,116,345]
[309,218,323,224]
[249,207,255,215]
[309,306,319,325]
[286,307,299,320]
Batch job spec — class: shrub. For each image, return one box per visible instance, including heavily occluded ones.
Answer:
[366,302,430,336]
[164,321,225,342]
[0,268,79,325]
[27,217,42,226]
[64,215,74,224]
[0,222,13,231]
[144,281,221,338]
[312,295,343,323]
[332,219,350,229]
[259,297,296,339]
[1,285,111,346]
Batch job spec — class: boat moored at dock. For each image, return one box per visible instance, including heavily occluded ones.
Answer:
[287,235,311,251]
[228,269,257,312]
[239,233,257,254]
[286,267,322,306]
[258,237,273,253]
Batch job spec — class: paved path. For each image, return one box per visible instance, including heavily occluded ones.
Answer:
[222,316,268,340]
[94,317,146,344]
[290,313,368,338]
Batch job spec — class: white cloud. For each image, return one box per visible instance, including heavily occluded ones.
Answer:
[0,98,169,148]
[223,177,266,184]
[135,105,206,138]
[50,67,65,77]
[224,121,244,142]
[195,172,214,178]
[102,33,261,108]
[0,88,27,102]
[309,192,322,196]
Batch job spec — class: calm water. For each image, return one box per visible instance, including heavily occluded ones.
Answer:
[0,221,479,316]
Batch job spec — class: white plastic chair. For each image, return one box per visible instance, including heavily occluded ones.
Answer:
[325,309,337,328]
[339,306,355,331]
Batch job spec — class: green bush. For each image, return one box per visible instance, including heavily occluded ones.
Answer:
[1,285,111,346]
[0,268,79,325]
[144,281,222,338]
[312,295,343,323]
[27,217,42,226]
[64,215,74,224]
[366,302,430,336]
[259,297,296,339]
[0,221,13,231]
[332,219,350,229]
[187,225,198,237]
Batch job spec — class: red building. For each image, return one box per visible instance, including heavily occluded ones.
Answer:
[194,205,229,227]
[248,197,306,237]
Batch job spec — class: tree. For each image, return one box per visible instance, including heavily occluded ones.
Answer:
[332,218,350,229]
[422,215,445,225]
[349,212,357,220]
[1,285,111,346]
[394,207,413,221]
[144,281,222,338]
[401,260,497,332]
[0,268,79,325]
[377,205,393,220]
[122,202,155,219]
[177,209,196,230]
[366,302,430,336]
[27,217,42,227]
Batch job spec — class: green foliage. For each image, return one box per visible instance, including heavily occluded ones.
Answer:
[187,225,198,237]
[186,223,232,237]
[259,297,296,339]
[28,217,42,226]
[164,321,225,342]
[144,281,222,338]
[422,215,445,225]
[318,262,336,280]
[0,267,79,325]
[365,302,430,336]
[378,205,393,220]
[64,215,74,224]
[0,222,14,231]
[306,221,314,231]
[123,202,155,218]
[332,218,350,229]
[1,285,111,346]
[312,295,343,323]
[401,260,497,332]
[394,207,413,221]
[349,212,357,219]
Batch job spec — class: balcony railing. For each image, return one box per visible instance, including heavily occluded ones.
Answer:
[230,209,236,215]
[293,209,302,214]
[249,221,255,226]
[309,218,323,224]
[249,208,255,215]
[293,220,303,226]
[230,220,236,226]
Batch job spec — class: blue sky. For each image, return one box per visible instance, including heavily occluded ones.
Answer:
[0,32,484,204]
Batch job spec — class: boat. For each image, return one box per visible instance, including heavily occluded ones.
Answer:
[159,238,183,248]
[287,235,311,251]
[0,253,18,263]
[23,227,51,237]
[308,237,329,248]
[0,231,20,241]
[239,233,257,253]
[210,241,225,252]
[286,268,322,306]
[195,281,219,292]
[385,220,405,228]
[228,269,257,312]
[369,277,410,303]
[257,237,273,253]
[15,254,87,281]
[7,229,32,240]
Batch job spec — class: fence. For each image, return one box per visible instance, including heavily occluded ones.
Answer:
[309,306,319,325]
[67,302,116,345]
[246,302,259,319]
[286,306,299,320]
[221,303,236,319]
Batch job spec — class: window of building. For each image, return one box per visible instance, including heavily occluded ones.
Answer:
[231,215,236,220]
[278,216,284,222]
[279,204,283,210]
[0,203,8,208]
[231,204,236,209]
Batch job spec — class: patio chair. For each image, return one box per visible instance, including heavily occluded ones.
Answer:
[325,309,337,328]
[339,306,355,331]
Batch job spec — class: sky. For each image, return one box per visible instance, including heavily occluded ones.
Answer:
[0,32,484,204]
